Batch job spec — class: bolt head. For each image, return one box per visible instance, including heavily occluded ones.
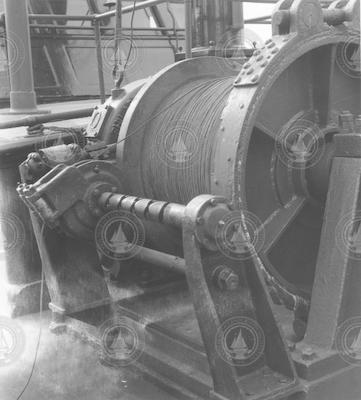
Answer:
[225,274,239,291]
[215,266,239,291]
[301,346,316,360]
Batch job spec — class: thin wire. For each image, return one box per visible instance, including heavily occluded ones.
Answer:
[166,0,179,52]
[16,224,45,400]
[124,0,137,71]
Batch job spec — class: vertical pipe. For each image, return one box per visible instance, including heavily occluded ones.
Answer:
[3,0,39,114]
[185,0,192,58]
[94,19,106,103]
[113,0,124,88]
[232,0,245,47]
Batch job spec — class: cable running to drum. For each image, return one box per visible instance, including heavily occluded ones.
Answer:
[142,76,234,204]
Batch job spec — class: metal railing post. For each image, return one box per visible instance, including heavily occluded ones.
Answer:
[3,0,43,114]
[94,19,106,103]
[185,0,193,58]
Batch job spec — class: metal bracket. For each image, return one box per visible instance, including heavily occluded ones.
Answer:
[293,130,361,379]
[182,195,302,400]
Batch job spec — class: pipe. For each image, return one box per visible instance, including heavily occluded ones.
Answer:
[29,24,185,31]
[94,20,106,103]
[3,0,39,114]
[185,0,193,59]
[133,246,185,273]
[94,0,168,20]
[0,108,94,130]
[28,14,95,21]
[113,0,124,88]
[232,0,244,47]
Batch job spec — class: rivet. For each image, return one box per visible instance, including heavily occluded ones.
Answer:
[221,126,225,131]
[265,38,272,45]
[235,78,242,84]
[253,49,261,56]
[251,75,259,83]
[243,62,251,69]
[271,47,279,54]
[239,104,244,109]
[246,67,254,75]
[260,60,268,67]
[267,41,276,49]
[256,55,263,62]
[283,36,289,42]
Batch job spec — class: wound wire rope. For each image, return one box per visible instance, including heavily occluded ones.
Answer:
[141,76,234,204]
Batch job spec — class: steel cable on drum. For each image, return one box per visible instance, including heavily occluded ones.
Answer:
[141,76,234,204]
